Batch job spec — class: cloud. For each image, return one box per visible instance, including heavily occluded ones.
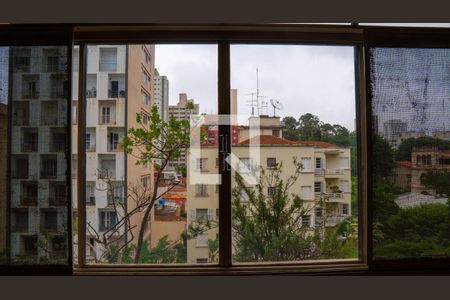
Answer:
[156,44,356,131]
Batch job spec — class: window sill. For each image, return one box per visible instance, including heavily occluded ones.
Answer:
[73,261,368,275]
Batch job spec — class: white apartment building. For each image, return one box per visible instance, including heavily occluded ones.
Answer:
[71,45,155,262]
[186,116,352,263]
[153,68,169,121]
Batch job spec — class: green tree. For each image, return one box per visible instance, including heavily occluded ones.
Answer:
[395,136,450,161]
[281,116,299,141]
[123,105,190,263]
[372,135,395,179]
[232,158,317,261]
[420,170,450,195]
[297,113,322,141]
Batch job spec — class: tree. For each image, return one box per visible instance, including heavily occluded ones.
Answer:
[84,105,209,264]
[395,136,450,161]
[420,170,450,196]
[372,135,395,179]
[232,158,317,261]
[282,116,299,141]
[297,113,322,141]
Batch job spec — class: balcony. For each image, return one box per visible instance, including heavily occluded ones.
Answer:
[315,169,324,176]
[20,196,37,206]
[107,195,124,205]
[86,89,97,98]
[49,196,66,207]
[108,89,126,98]
[316,215,348,226]
[315,192,344,200]
[98,169,116,179]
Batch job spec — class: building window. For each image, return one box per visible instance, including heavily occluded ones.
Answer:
[267,157,277,168]
[301,186,312,199]
[193,208,209,221]
[267,186,276,196]
[99,211,118,231]
[315,157,322,169]
[86,182,96,205]
[195,234,209,248]
[342,204,349,215]
[301,157,312,171]
[195,158,207,171]
[196,258,208,263]
[195,185,208,197]
[142,90,150,105]
[99,47,117,72]
[314,182,323,193]
[301,215,311,227]
[101,106,111,124]
[339,157,349,169]
[272,129,280,137]
[109,132,119,151]
[41,155,57,179]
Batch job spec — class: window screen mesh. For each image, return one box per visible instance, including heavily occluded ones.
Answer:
[370,48,450,258]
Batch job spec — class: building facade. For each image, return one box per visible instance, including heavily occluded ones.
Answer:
[153,68,169,122]
[186,116,352,263]
[9,46,69,263]
[71,45,155,262]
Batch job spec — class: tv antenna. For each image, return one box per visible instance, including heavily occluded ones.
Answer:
[270,99,284,117]
[246,68,267,116]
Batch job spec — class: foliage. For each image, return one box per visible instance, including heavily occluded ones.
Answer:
[395,136,450,161]
[420,170,450,196]
[372,179,401,225]
[232,158,317,262]
[372,135,395,179]
[374,200,450,257]
[122,105,191,263]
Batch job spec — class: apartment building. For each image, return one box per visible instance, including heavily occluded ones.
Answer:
[0,104,7,254]
[153,68,169,122]
[8,46,69,263]
[71,45,155,262]
[168,93,199,169]
[186,116,352,263]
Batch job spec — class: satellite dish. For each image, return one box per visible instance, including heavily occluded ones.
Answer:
[270,99,284,116]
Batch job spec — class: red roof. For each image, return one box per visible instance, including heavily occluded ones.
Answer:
[238,135,299,145]
[237,135,338,148]
[294,140,337,148]
[396,161,413,168]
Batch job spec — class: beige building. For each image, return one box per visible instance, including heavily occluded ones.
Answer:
[186,116,352,263]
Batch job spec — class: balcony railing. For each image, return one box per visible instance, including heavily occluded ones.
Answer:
[316,215,348,225]
[86,196,96,205]
[108,90,126,98]
[325,169,344,175]
[86,144,96,152]
[49,197,66,206]
[107,196,124,205]
[21,143,38,152]
[315,169,324,176]
[20,196,37,206]
[99,62,117,72]
[98,169,116,179]
[315,192,344,199]
[86,89,97,98]
[22,92,40,99]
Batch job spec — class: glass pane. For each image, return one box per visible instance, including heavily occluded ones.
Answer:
[370,48,450,259]
[230,45,358,263]
[80,44,218,264]
[1,46,70,265]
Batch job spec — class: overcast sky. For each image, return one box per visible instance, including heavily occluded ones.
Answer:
[155,44,356,131]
